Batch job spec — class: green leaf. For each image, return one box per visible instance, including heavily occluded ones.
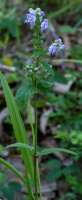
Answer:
[6,142,34,153]
[54,71,68,84]
[16,80,34,111]
[0,172,6,184]
[8,19,20,38]
[71,44,82,60]
[42,159,62,182]
[38,147,77,156]
[0,158,23,181]
[0,72,34,199]
[59,25,76,33]
[2,181,22,200]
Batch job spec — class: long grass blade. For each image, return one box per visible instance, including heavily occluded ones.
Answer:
[0,72,34,199]
[38,147,77,156]
[6,143,34,153]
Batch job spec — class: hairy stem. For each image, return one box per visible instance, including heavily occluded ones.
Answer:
[34,79,41,200]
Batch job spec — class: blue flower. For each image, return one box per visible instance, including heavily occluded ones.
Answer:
[48,38,65,56]
[25,10,36,29]
[41,19,48,32]
[48,44,57,56]
[25,8,46,30]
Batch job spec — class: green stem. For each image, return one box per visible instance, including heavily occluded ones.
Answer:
[36,159,42,200]
[34,106,38,200]
[24,177,34,200]
[32,17,42,199]
[28,97,41,199]
[27,99,35,147]
[34,77,42,200]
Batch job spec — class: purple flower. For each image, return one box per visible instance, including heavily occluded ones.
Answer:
[25,8,48,31]
[55,38,62,44]
[40,11,45,18]
[55,38,65,52]
[48,38,65,56]
[25,8,36,29]
[55,38,65,49]
[48,44,57,56]
[41,19,48,32]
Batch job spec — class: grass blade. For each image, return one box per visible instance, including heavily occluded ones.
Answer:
[38,147,77,156]
[0,158,23,182]
[0,72,34,199]
[6,143,34,153]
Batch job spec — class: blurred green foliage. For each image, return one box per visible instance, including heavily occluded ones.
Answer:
[0,172,22,200]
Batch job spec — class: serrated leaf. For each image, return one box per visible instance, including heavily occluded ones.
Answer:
[16,80,35,110]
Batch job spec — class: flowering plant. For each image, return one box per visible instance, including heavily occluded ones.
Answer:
[24,8,65,101]
[25,8,48,32]
[0,8,75,200]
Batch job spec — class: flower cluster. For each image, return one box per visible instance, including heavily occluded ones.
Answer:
[25,8,65,58]
[25,8,48,32]
[48,38,65,56]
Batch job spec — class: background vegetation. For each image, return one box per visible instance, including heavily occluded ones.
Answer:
[0,0,82,199]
